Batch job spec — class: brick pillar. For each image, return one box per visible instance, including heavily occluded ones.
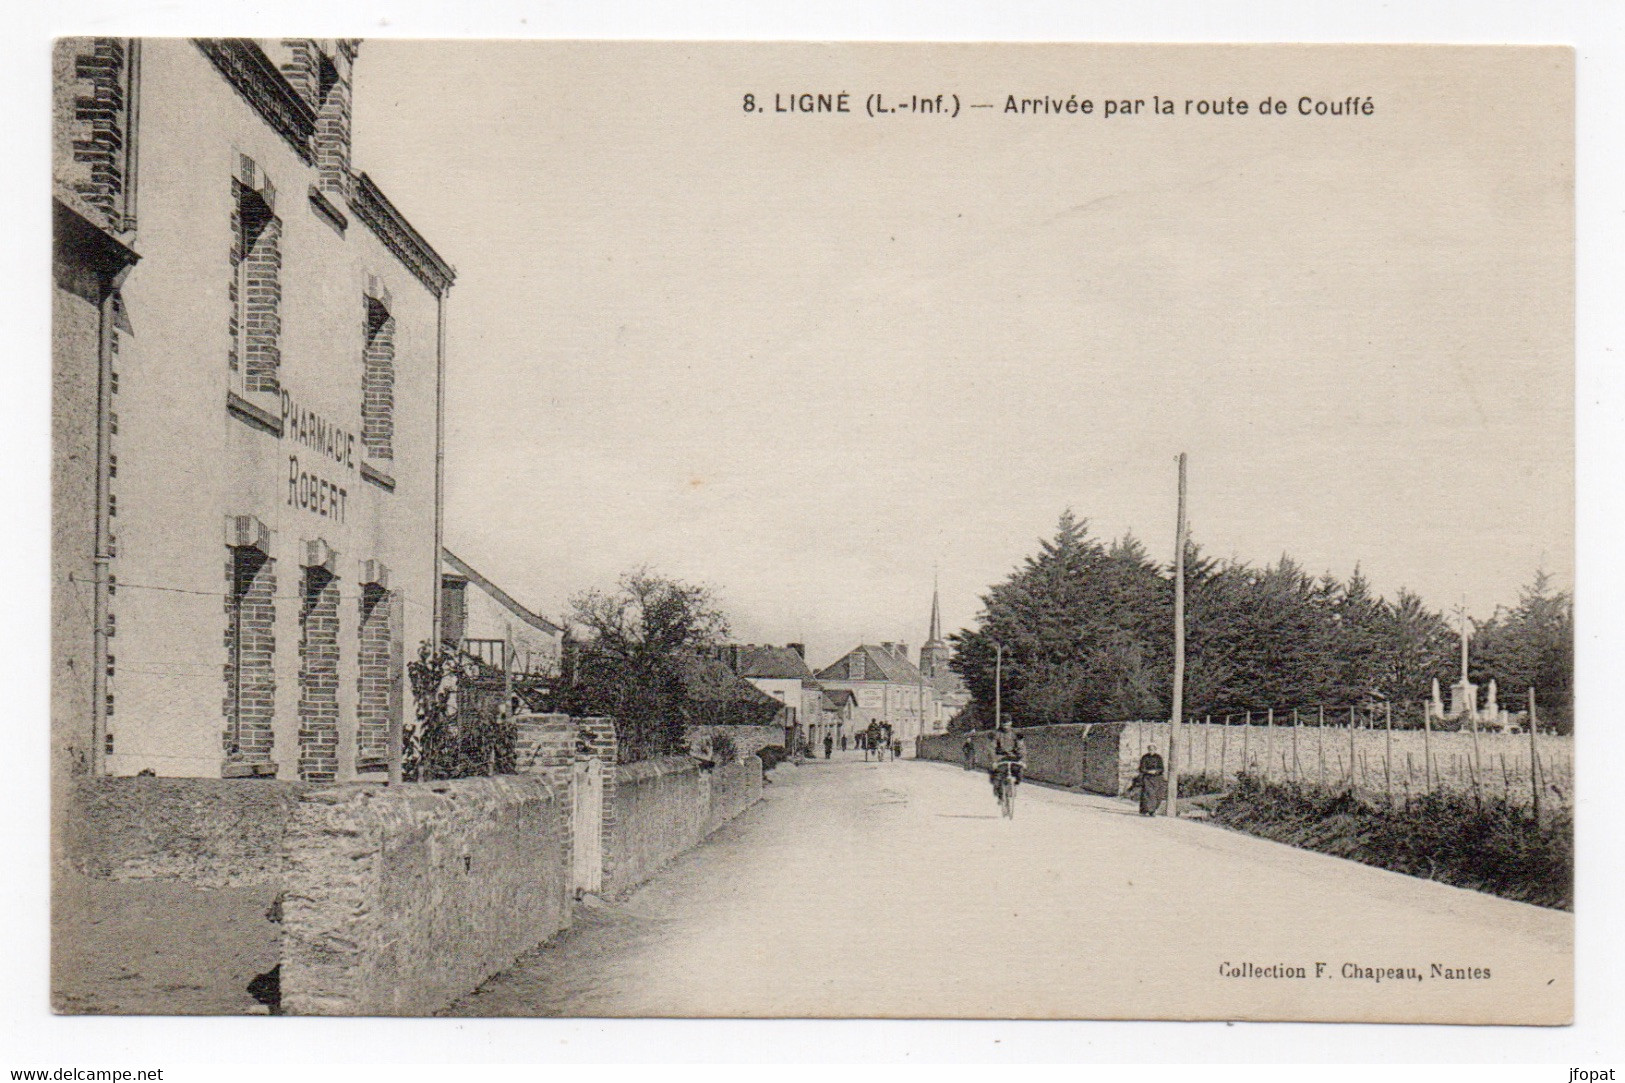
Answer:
[298,568,341,782]
[515,713,578,908]
[576,717,618,892]
[355,584,391,768]
[223,548,277,768]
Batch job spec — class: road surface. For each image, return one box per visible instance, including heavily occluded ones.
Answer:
[445,754,1571,1023]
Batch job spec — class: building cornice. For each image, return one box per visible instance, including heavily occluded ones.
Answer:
[194,39,317,165]
[349,171,455,296]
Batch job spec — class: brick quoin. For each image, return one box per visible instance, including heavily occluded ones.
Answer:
[65,39,133,230]
[223,550,277,766]
[362,298,394,459]
[355,584,392,764]
[298,568,341,782]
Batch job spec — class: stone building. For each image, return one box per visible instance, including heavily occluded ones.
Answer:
[814,643,933,752]
[52,39,453,781]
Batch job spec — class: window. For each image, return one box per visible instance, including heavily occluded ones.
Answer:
[224,543,277,766]
[361,283,395,460]
[229,154,280,398]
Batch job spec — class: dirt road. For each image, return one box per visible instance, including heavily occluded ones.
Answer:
[445,755,1571,1023]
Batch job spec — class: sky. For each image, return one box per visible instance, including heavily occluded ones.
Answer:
[350,43,1573,668]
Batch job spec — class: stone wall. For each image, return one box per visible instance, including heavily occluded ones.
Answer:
[685,723,783,761]
[60,717,766,1016]
[64,775,308,887]
[609,753,764,894]
[706,753,764,834]
[609,756,711,895]
[279,775,569,1016]
[918,724,1128,796]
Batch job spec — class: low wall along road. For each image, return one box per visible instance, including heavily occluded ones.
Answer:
[612,753,764,894]
[57,715,766,1016]
[280,776,572,1017]
[919,722,1133,795]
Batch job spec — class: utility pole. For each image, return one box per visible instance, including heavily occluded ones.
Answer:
[1168,452,1188,818]
[994,642,1003,730]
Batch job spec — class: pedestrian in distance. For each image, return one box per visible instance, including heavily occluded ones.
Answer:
[824,733,834,760]
[1130,744,1167,816]
[962,737,975,770]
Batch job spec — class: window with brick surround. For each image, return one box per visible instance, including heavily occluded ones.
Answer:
[362,291,395,459]
[229,156,281,397]
[356,583,394,769]
[298,565,341,783]
[224,547,277,766]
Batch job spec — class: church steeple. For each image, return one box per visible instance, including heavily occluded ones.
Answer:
[920,574,949,678]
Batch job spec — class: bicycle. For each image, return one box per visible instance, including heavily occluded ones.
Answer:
[993,758,1020,819]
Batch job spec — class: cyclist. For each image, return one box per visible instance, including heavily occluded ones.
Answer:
[990,720,1025,814]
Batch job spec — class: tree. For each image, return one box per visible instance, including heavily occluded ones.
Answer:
[1472,569,1574,732]
[950,512,1175,725]
[560,568,734,759]
[949,506,1550,732]
[1371,588,1456,709]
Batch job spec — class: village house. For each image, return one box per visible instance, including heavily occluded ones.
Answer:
[52,39,452,781]
[811,584,968,752]
[439,548,563,680]
[716,643,814,748]
[815,642,934,753]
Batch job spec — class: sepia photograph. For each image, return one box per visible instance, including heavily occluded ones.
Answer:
[46,35,1580,1035]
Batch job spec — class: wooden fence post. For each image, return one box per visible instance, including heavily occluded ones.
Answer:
[1469,709,1483,811]
[1527,686,1541,822]
[1348,705,1358,789]
[1220,715,1231,783]
[1422,699,1434,795]
[1242,711,1252,775]
[1264,708,1274,783]
[1384,701,1393,807]
[1204,716,1212,778]
[1291,708,1301,783]
[1317,706,1327,789]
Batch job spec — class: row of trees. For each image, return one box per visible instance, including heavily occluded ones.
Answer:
[949,512,1574,733]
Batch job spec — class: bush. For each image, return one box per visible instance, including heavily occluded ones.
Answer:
[1210,773,1572,910]
[710,731,739,766]
[404,643,515,781]
[755,745,788,772]
[1176,770,1227,797]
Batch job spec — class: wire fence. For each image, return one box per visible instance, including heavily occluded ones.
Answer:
[1127,704,1573,817]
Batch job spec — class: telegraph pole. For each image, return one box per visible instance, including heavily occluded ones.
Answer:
[994,642,1003,730]
[1168,452,1188,817]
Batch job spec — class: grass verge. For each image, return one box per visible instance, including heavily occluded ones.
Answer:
[1206,773,1572,911]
